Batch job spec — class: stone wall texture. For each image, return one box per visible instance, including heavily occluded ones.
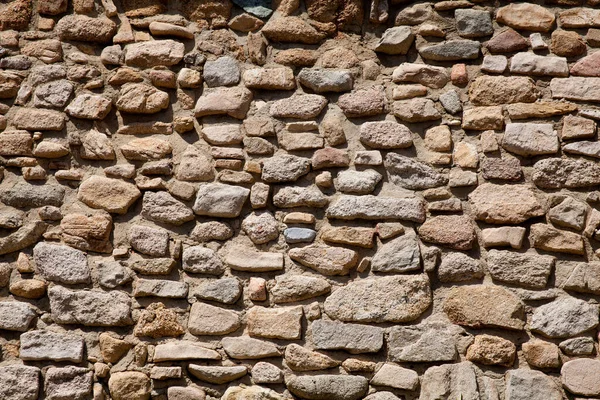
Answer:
[4,0,600,399]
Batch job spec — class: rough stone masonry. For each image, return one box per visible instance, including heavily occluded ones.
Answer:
[3,0,600,399]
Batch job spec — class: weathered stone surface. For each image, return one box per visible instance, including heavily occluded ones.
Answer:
[188,365,247,384]
[502,123,558,156]
[289,244,358,275]
[44,366,92,400]
[13,108,65,131]
[506,101,576,120]
[393,98,441,122]
[531,296,599,338]
[533,158,600,189]
[360,121,413,149]
[298,68,353,92]
[509,52,568,77]
[530,223,585,255]
[469,183,546,224]
[392,63,449,88]
[153,341,220,362]
[195,278,240,304]
[262,16,327,44]
[195,87,252,119]
[371,234,420,272]
[0,301,35,331]
[522,340,560,369]
[487,250,554,288]
[469,75,538,106]
[561,359,600,396]
[270,94,327,119]
[466,334,516,367]
[324,275,431,323]
[33,242,90,284]
[371,363,418,391]
[129,225,169,257]
[418,215,475,250]
[335,170,381,195]
[438,253,483,282]
[375,26,414,55]
[496,3,555,32]
[338,87,386,117]
[386,153,447,190]
[188,302,240,335]
[48,285,132,326]
[444,285,525,330]
[222,336,280,359]
[560,337,595,356]
[285,343,338,371]
[505,370,562,400]
[388,321,464,363]
[115,83,169,114]
[420,362,479,400]
[182,246,224,275]
[327,195,426,222]
[222,386,284,400]
[286,375,368,400]
[270,274,331,303]
[242,211,279,244]
[0,365,40,400]
[262,155,310,183]
[133,279,188,298]
[108,372,150,400]
[20,330,84,362]
[556,261,600,295]
[78,176,141,214]
[192,183,250,218]
[0,221,47,256]
[419,40,480,61]
[462,106,504,130]
[124,40,184,68]
[456,9,493,38]
[312,319,383,353]
[56,15,117,43]
[225,245,284,272]
[141,191,194,225]
[247,306,303,339]
[204,56,240,87]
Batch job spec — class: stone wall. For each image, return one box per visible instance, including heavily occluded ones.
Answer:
[2,0,600,399]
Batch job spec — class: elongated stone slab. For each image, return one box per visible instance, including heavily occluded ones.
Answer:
[327,195,426,222]
[551,77,600,102]
[20,330,84,362]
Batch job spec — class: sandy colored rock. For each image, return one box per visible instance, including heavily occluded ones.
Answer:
[78,176,141,214]
[418,215,475,250]
[469,183,546,224]
[496,3,555,32]
[108,372,150,400]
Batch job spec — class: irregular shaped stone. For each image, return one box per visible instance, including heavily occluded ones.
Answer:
[466,334,516,367]
[418,215,475,250]
[20,330,84,362]
[444,285,525,330]
[194,278,240,304]
[141,191,194,225]
[392,63,449,88]
[505,370,562,400]
[262,16,326,44]
[33,80,73,108]
[270,275,331,303]
[0,131,32,156]
[456,9,493,38]
[242,212,279,244]
[327,195,426,222]
[115,83,169,114]
[195,87,253,119]
[509,52,568,77]
[286,375,368,400]
[420,362,479,400]
[33,242,90,284]
[559,8,600,28]
[462,106,504,130]
[371,363,418,391]
[571,51,600,76]
[129,225,169,257]
[221,336,280,359]
[337,87,386,117]
[487,28,528,53]
[531,296,599,338]
[502,123,558,156]
[204,56,240,87]
[324,275,431,323]
[124,39,184,68]
[0,365,39,400]
[80,130,115,160]
[419,40,480,61]
[108,372,150,400]
[556,261,600,295]
[533,158,600,189]
[385,153,447,190]
[225,245,284,272]
[530,223,585,255]
[289,244,357,275]
[438,253,483,282]
[375,26,414,54]
[561,359,600,396]
[78,176,140,214]
[335,169,382,195]
[56,15,117,43]
[389,321,464,363]
[285,343,338,371]
[496,3,556,32]
[188,302,240,335]
[153,341,220,362]
[487,250,554,288]
[298,68,353,92]
[0,301,35,331]
[48,285,132,326]
[359,121,413,149]
[222,386,284,400]
[133,279,188,298]
[560,337,595,356]
[188,365,246,384]
[469,183,546,224]
[270,94,327,119]
[552,29,586,57]
[192,183,249,218]
[262,155,310,182]
[247,305,303,339]
[392,98,441,122]
[506,101,576,120]
[469,75,538,106]
[182,246,224,275]
[522,340,560,369]
[371,234,420,273]
[312,319,383,353]
[272,186,328,208]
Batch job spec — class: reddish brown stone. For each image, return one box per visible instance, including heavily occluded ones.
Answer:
[571,52,600,76]
[0,0,32,31]
[312,147,350,169]
[551,30,586,57]
[486,28,528,53]
[451,63,468,86]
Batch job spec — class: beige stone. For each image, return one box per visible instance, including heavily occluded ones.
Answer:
[78,176,141,214]
[247,306,303,340]
[466,334,516,366]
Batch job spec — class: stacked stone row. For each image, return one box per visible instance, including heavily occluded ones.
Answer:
[4,0,600,399]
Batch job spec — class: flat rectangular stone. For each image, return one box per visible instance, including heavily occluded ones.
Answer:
[0,365,40,400]
[153,341,220,362]
[326,195,426,222]
[509,53,569,77]
[20,330,84,362]
[0,131,33,156]
[312,319,384,354]
[150,366,182,380]
[502,123,558,156]
[551,77,600,102]
[12,108,66,131]
[132,279,188,298]
[225,245,284,272]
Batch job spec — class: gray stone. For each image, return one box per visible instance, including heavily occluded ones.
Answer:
[502,123,558,156]
[188,302,240,335]
[371,363,419,391]
[251,362,282,384]
[375,26,414,55]
[419,40,480,61]
[359,121,413,149]
[505,369,562,400]
[312,319,384,353]
[324,275,431,323]
[129,225,169,257]
[531,297,599,338]
[188,365,247,384]
[456,9,493,38]
[0,365,40,400]
[393,98,441,122]
[551,77,600,102]
[564,140,600,158]
[284,227,316,243]
[549,197,586,230]
[298,68,353,92]
[34,80,73,108]
[365,393,401,400]
[232,0,272,18]
[420,362,479,400]
[262,154,311,183]
[195,278,240,304]
[133,279,188,298]
[271,275,330,303]
[371,234,420,273]
[487,250,554,289]
[153,341,220,362]
[385,153,447,190]
[33,242,90,284]
[0,181,64,208]
[533,158,600,189]
[203,56,240,87]
[48,285,132,326]
[141,191,194,225]
[335,169,382,195]
[0,206,24,229]
[45,367,92,400]
[20,330,84,362]
[439,90,462,114]
[273,186,328,208]
[0,222,47,256]
[389,321,464,363]
[221,336,280,359]
[438,253,483,282]
[182,246,225,275]
[0,302,35,331]
[193,183,250,217]
[286,375,368,400]
[510,52,569,77]
[559,337,595,356]
[327,195,426,222]
[97,260,133,289]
